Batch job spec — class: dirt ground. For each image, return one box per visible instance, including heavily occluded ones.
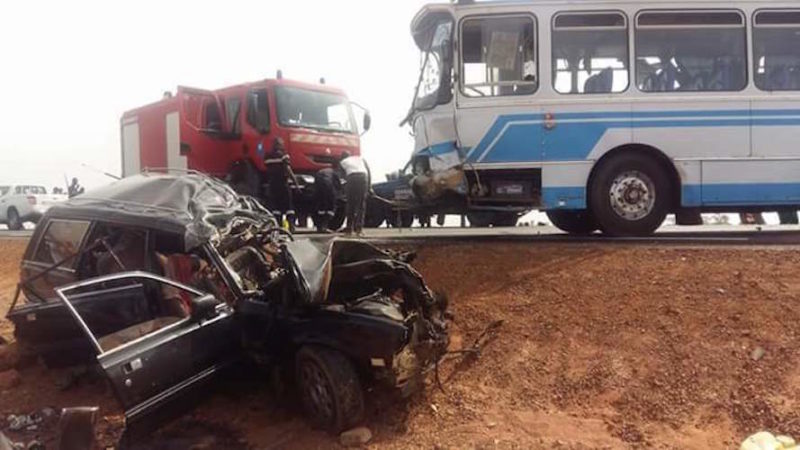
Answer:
[2,237,800,449]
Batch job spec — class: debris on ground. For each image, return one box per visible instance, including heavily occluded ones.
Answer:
[339,427,372,447]
[751,346,767,361]
[741,432,798,450]
[6,412,42,432]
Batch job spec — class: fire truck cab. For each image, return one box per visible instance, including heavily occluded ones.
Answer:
[121,78,369,226]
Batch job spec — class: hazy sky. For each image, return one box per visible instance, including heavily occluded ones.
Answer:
[0,0,430,190]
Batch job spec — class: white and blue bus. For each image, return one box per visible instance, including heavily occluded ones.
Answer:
[400,0,800,235]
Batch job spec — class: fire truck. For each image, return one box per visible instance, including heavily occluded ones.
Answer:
[120,76,370,228]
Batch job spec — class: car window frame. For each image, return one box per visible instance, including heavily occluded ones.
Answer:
[28,218,93,273]
[55,271,207,357]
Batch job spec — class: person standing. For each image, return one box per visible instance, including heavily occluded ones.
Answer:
[314,167,341,233]
[337,152,370,235]
[67,178,85,198]
[264,138,297,232]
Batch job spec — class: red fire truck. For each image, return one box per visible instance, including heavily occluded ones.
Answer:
[121,76,369,228]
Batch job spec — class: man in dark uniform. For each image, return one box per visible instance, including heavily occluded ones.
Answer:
[264,137,297,231]
[337,152,371,236]
[68,178,85,198]
[314,168,341,233]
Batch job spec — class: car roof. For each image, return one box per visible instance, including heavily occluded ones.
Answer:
[44,172,242,250]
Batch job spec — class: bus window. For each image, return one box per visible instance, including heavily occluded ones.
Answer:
[753,10,800,91]
[461,15,537,97]
[552,12,629,94]
[635,10,747,92]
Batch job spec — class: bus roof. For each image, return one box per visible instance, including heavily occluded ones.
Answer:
[413,0,797,34]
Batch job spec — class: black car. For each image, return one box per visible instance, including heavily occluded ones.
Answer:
[5,172,449,438]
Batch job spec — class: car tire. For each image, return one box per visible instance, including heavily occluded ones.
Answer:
[546,210,598,235]
[589,153,670,237]
[296,346,364,433]
[7,208,22,231]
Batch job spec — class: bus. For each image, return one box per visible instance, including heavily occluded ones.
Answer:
[399,0,800,235]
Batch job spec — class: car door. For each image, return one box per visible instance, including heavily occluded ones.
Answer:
[7,280,151,367]
[55,272,239,437]
[0,186,9,221]
[178,87,237,177]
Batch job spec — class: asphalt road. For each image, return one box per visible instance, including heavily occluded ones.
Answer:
[5,224,800,245]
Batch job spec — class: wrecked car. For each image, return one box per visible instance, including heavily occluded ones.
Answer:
[5,172,449,436]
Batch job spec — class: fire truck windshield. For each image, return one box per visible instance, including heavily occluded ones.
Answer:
[275,86,356,134]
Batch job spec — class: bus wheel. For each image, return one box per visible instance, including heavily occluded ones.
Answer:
[589,153,669,237]
[546,210,597,235]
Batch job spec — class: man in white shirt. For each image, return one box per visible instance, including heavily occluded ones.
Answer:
[337,152,371,235]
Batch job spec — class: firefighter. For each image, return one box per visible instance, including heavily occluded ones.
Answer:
[314,168,341,233]
[264,138,297,232]
[337,152,371,235]
[68,178,85,198]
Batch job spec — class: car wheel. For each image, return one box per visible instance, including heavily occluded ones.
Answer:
[589,153,670,237]
[7,208,22,231]
[546,210,598,235]
[296,346,364,433]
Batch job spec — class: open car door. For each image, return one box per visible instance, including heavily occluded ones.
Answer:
[55,271,238,439]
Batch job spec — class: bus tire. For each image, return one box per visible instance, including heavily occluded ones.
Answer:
[589,153,670,237]
[546,210,597,235]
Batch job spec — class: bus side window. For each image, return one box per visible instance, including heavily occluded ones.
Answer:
[635,11,747,93]
[552,12,629,94]
[753,10,800,91]
[246,89,270,134]
[461,15,538,97]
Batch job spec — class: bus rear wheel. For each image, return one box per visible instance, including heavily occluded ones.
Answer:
[589,153,670,237]
[546,210,597,235]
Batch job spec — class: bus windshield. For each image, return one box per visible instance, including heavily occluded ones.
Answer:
[275,86,356,134]
[412,19,454,112]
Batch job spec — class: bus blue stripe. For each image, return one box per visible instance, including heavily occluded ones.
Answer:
[464,109,800,163]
